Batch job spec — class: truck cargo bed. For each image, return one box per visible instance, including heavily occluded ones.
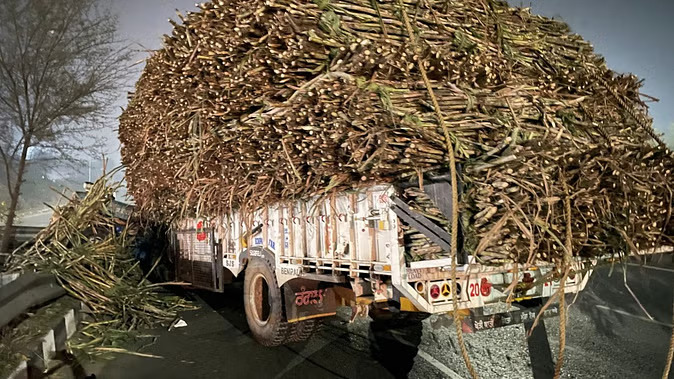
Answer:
[174,184,619,314]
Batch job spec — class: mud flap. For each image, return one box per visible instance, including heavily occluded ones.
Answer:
[282,278,337,323]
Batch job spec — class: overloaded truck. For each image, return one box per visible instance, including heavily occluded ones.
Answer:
[118,0,674,351]
[171,179,595,346]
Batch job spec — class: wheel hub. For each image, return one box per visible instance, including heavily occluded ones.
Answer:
[250,272,271,326]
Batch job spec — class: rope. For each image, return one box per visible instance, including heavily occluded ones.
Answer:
[596,75,673,379]
[596,75,666,148]
[664,299,674,379]
[554,177,574,378]
[395,2,477,378]
[554,270,567,379]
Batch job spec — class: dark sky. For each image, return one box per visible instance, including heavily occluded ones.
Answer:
[527,0,674,136]
[106,0,673,162]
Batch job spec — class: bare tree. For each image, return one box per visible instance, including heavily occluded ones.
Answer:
[0,0,130,255]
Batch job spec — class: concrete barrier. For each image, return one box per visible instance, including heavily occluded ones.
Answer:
[4,302,84,379]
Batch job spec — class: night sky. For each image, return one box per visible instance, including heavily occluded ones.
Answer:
[527,0,674,136]
[107,0,673,162]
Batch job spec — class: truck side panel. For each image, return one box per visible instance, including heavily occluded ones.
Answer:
[216,186,398,284]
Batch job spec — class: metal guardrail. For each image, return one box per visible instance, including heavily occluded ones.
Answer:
[0,226,43,265]
[0,272,65,329]
[0,226,44,241]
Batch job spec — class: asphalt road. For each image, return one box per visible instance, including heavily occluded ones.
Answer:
[59,256,673,379]
[15,208,53,227]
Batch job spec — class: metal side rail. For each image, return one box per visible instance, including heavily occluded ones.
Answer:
[390,196,453,252]
[0,273,65,329]
[0,226,44,265]
[0,226,44,242]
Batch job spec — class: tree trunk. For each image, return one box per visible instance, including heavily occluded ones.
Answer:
[0,136,31,259]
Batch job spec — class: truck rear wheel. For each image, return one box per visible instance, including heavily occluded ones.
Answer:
[243,258,289,346]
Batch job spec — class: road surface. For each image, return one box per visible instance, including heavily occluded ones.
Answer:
[15,208,53,227]
[56,257,673,379]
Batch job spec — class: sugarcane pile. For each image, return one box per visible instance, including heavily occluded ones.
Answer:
[5,176,193,353]
[119,0,674,264]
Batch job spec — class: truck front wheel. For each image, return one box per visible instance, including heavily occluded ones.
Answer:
[243,258,289,346]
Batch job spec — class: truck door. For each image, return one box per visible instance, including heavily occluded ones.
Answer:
[174,226,224,292]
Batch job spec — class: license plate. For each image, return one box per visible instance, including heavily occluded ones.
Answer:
[462,304,560,333]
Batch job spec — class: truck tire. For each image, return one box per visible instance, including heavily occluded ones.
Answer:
[243,257,290,346]
[288,319,320,343]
